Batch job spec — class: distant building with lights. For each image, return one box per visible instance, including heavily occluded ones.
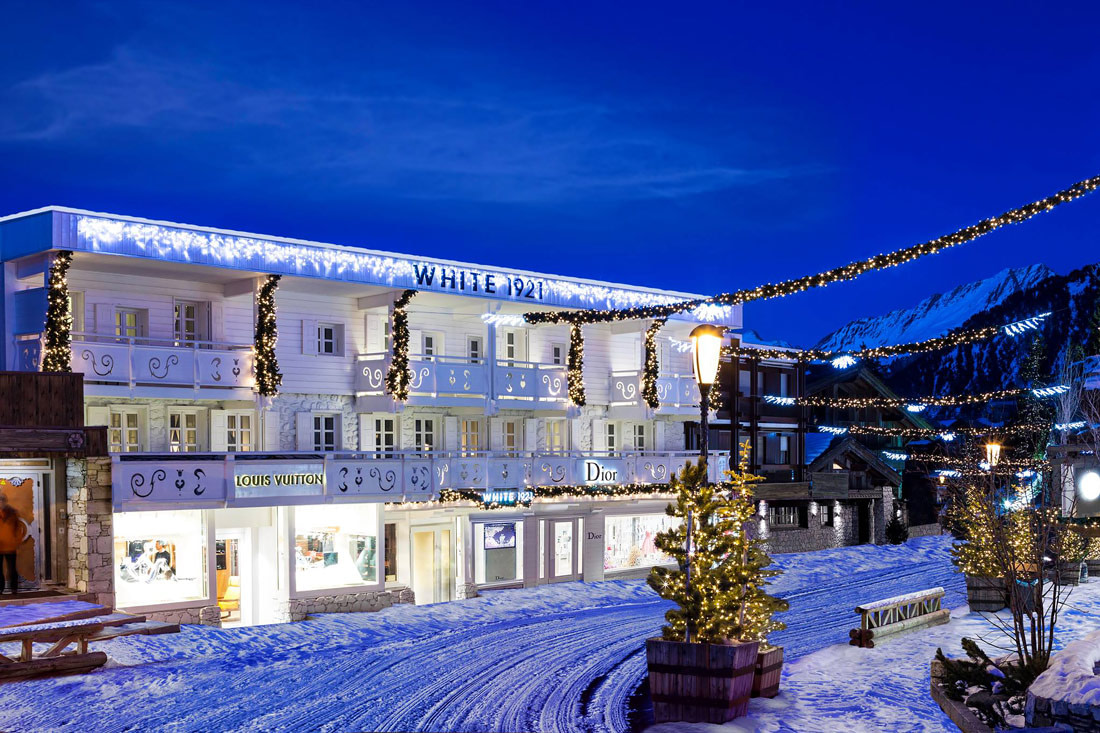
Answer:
[0,206,745,625]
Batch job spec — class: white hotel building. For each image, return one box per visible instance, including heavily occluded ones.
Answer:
[0,207,736,626]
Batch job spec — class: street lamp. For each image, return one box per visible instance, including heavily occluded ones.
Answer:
[985,442,1002,468]
[683,324,724,645]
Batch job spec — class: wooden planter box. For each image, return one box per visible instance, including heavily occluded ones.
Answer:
[1086,558,1100,578]
[646,637,759,724]
[965,575,1006,612]
[751,645,783,698]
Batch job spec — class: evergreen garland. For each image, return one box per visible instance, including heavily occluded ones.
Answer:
[642,319,666,409]
[567,322,586,406]
[41,250,73,372]
[437,482,678,508]
[385,289,418,401]
[254,274,283,396]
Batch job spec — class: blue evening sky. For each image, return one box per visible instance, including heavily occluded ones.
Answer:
[1,1,1097,344]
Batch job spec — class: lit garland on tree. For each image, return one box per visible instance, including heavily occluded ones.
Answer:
[567,322,586,406]
[523,175,1100,325]
[254,274,283,396]
[839,423,1050,440]
[783,385,1067,410]
[41,250,73,372]
[726,312,1052,365]
[642,319,666,409]
[385,289,418,402]
[647,452,787,644]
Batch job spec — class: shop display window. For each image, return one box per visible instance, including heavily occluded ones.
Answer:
[294,503,379,592]
[604,514,678,572]
[114,510,207,607]
[473,521,523,584]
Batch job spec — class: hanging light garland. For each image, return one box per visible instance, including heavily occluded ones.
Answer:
[385,289,418,402]
[642,319,666,410]
[567,322,586,406]
[437,483,680,508]
[41,250,74,373]
[819,423,1050,439]
[254,274,283,396]
[523,175,1100,325]
[779,385,1067,410]
[726,312,1052,365]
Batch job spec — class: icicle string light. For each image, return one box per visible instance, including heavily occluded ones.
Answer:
[41,250,73,372]
[642,319,666,410]
[254,274,282,396]
[523,176,1100,325]
[727,312,1053,364]
[385,289,418,401]
[787,385,1067,409]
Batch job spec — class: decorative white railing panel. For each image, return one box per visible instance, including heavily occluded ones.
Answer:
[610,371,698,413]
[72,336,253,389]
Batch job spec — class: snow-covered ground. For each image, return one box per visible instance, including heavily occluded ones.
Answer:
[1,535,1094,732]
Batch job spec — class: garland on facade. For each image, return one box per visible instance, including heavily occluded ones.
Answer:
[254,274,283,396]
[727,312,1052,365]
[385,289,418,402]
[777,385,1067,410]
[567,322,586,406]
[41,250,73,372]
[523,175,1100,325]
[437,482,678,508]
[642,319,666,409]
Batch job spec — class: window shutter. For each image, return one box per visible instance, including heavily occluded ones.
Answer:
[94,304,114,335]
[489,419,503,452]
[591,418,607,452]
[301,320,318,355]
[262,409,281,451]
[209,410,228,452]
[296,412,314,451]
[653,421,666,451]
[86,406,109,427]
[209,302,224,343]
[409,329,423,358]
[570,418,584,451]
[524,418,538,453]
[358,414,372,451]
[444,416,458,452]
[365,313,386,354]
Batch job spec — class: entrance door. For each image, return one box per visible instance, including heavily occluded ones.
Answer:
[412,526,454,605]
[857,501,871,545]
[0,473,44,590]
[216,512,281,627]
[545,518,581,582]
[216,531,248,626]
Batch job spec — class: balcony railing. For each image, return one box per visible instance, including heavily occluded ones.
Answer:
[609,370,699,413]
[112,449,730,510]
[71,334,254,390]
[356,352,569,405]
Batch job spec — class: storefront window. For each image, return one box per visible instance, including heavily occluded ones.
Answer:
[604,514,678,572]
[294,503,379,592]
[114,510,207,607]
[473,521,523,584]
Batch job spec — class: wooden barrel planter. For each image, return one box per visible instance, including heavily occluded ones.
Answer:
[1086,559,1100,579]
[965,575,1007,612]
[1054,560,1087,586]
[646,637,759,724]
[751,645,783,698]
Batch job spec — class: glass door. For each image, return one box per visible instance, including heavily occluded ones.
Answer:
[546,518,581,582]
[0,474,43,591]
[412,525,454,604]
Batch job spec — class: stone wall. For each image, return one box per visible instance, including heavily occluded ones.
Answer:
[909,522,943,538]
[274,587,415,623]
[274,394,358,450]
[66,456,115,608]
[764,527,839,554]
[145,605,223,627]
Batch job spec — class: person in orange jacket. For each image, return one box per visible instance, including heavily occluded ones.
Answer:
[0,493,28,595]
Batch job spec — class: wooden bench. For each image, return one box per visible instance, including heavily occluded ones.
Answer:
[849,587,950,648]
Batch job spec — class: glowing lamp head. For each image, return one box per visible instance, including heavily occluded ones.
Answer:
[1079,471,1100,503]
[985,442,1002,467]
[690,324,725,387]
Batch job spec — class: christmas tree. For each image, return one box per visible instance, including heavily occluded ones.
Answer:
[1016,334,1053,459]
[647,446,788,645]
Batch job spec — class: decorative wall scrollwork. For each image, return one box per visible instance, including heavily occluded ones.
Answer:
[370,467,397,492]
[540,461,567,484]
[148,354,180,379]
[409,367,430,390]
[210,357,222,381]
[542,374,562,396]
[81,349,115,377]
[130,469,165,498]
[642,461,668,481]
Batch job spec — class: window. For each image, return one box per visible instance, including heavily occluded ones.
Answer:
[168,411,199,452]
[115,510,207,608]
[779,372,791,398]
[605,422,618,453]
[422,332,442,360]
[115,308,144,340]
[174,301,203,344]
[771,505,799,527]
[474,521,524,585]
[467,336,483,363]
[313,414,338,452]
[738,368,751,396]
[317,323,342,356]
[604,514,678,572]
[551,343,565,366]
[545,419,567,452]
[460,419,481,456]
[779,435,791,464]
[109,411,141,452]
[414,418,436,453]
[373,418,395,454]
[384,523,397,582]
[226,412,253,452]
[294,503,379,591]
[633,424,647,451]
[501,419,521,456]
[822,503,835,527]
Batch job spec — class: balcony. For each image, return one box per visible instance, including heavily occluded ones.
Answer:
[609,370,699,416]
[112,449,731,510]
[70,334,254,392]
[355,353,569,409]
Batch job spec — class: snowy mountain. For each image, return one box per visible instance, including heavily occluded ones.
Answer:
[815,264,1054,352]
